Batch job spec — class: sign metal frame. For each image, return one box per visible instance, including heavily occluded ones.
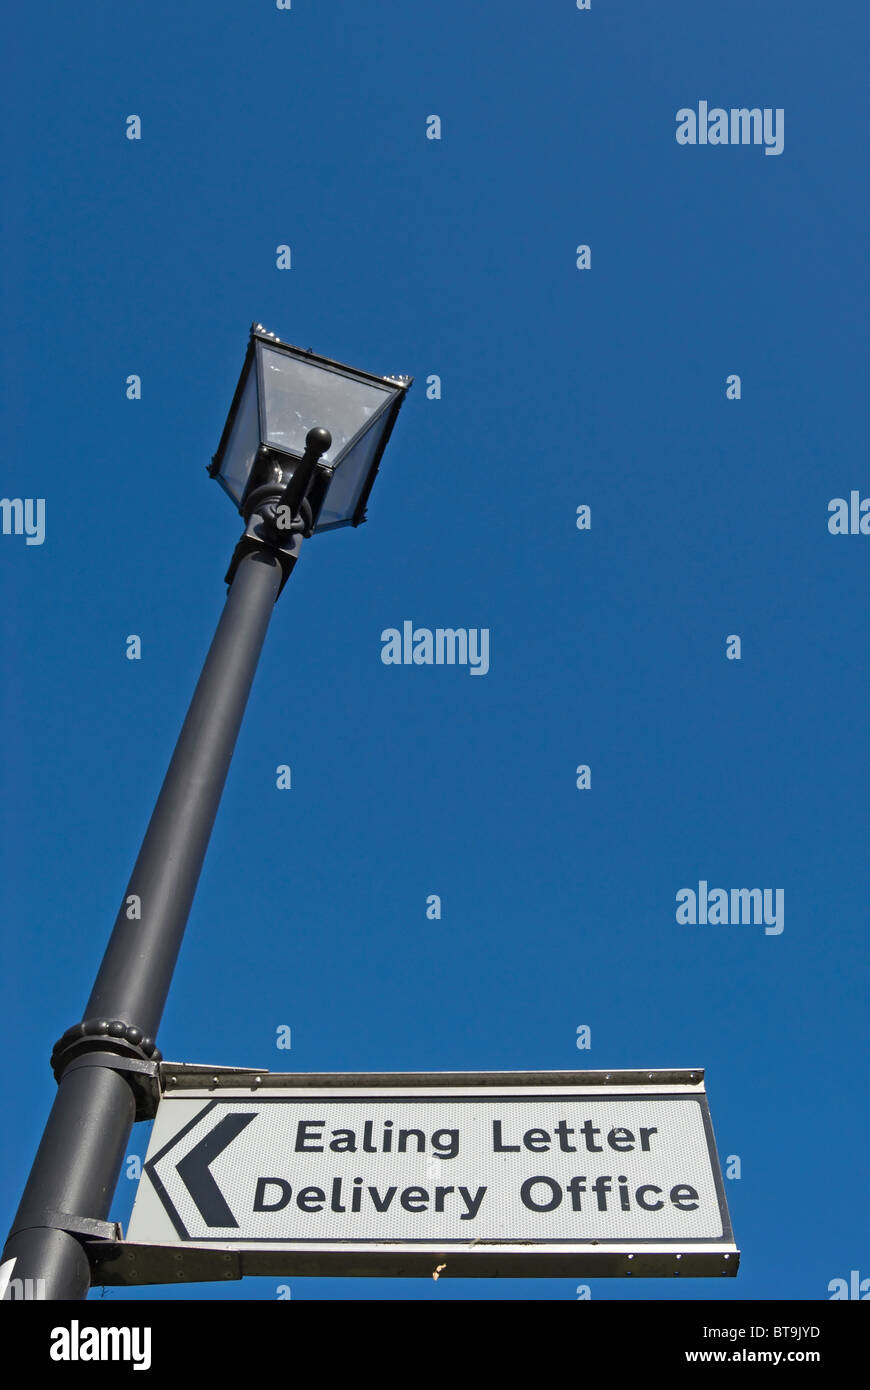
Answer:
[101,1064,739,1283]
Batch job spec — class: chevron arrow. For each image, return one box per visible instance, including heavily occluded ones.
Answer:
[175,1113,257,1227]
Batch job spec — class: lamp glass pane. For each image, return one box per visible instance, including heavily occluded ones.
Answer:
[315,417,391,530]
[261,347,392,465]
[218,362,261,504]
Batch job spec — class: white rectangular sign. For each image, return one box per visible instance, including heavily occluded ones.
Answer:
[127,1068,738,1278]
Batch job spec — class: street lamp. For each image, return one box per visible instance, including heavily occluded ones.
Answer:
[1,324,412,1302]
[211,323,411,535]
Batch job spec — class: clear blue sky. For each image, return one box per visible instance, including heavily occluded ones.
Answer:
[1,0,868,1301]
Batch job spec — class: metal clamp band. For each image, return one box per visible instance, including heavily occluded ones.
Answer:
[51,1018,163,1082]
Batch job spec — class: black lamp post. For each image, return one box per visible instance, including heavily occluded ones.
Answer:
[1,324,411,1302]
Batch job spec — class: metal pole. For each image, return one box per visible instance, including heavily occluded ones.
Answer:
[2,547,283,1300]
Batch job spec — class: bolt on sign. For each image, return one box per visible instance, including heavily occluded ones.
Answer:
[123,1066,738,1279]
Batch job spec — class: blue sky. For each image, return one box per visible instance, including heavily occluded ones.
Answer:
[1,0,868,1301]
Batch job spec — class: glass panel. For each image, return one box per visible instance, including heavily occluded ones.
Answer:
[217,361,261,504]
[314,418,390,531]
[261,347,392,466]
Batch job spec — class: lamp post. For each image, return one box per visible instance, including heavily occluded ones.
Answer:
[1,324,411,1301]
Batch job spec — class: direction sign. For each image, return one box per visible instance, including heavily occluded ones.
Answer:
[125,1066,738,1278]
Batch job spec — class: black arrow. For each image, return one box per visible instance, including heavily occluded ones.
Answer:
[175,1113,257,1227]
